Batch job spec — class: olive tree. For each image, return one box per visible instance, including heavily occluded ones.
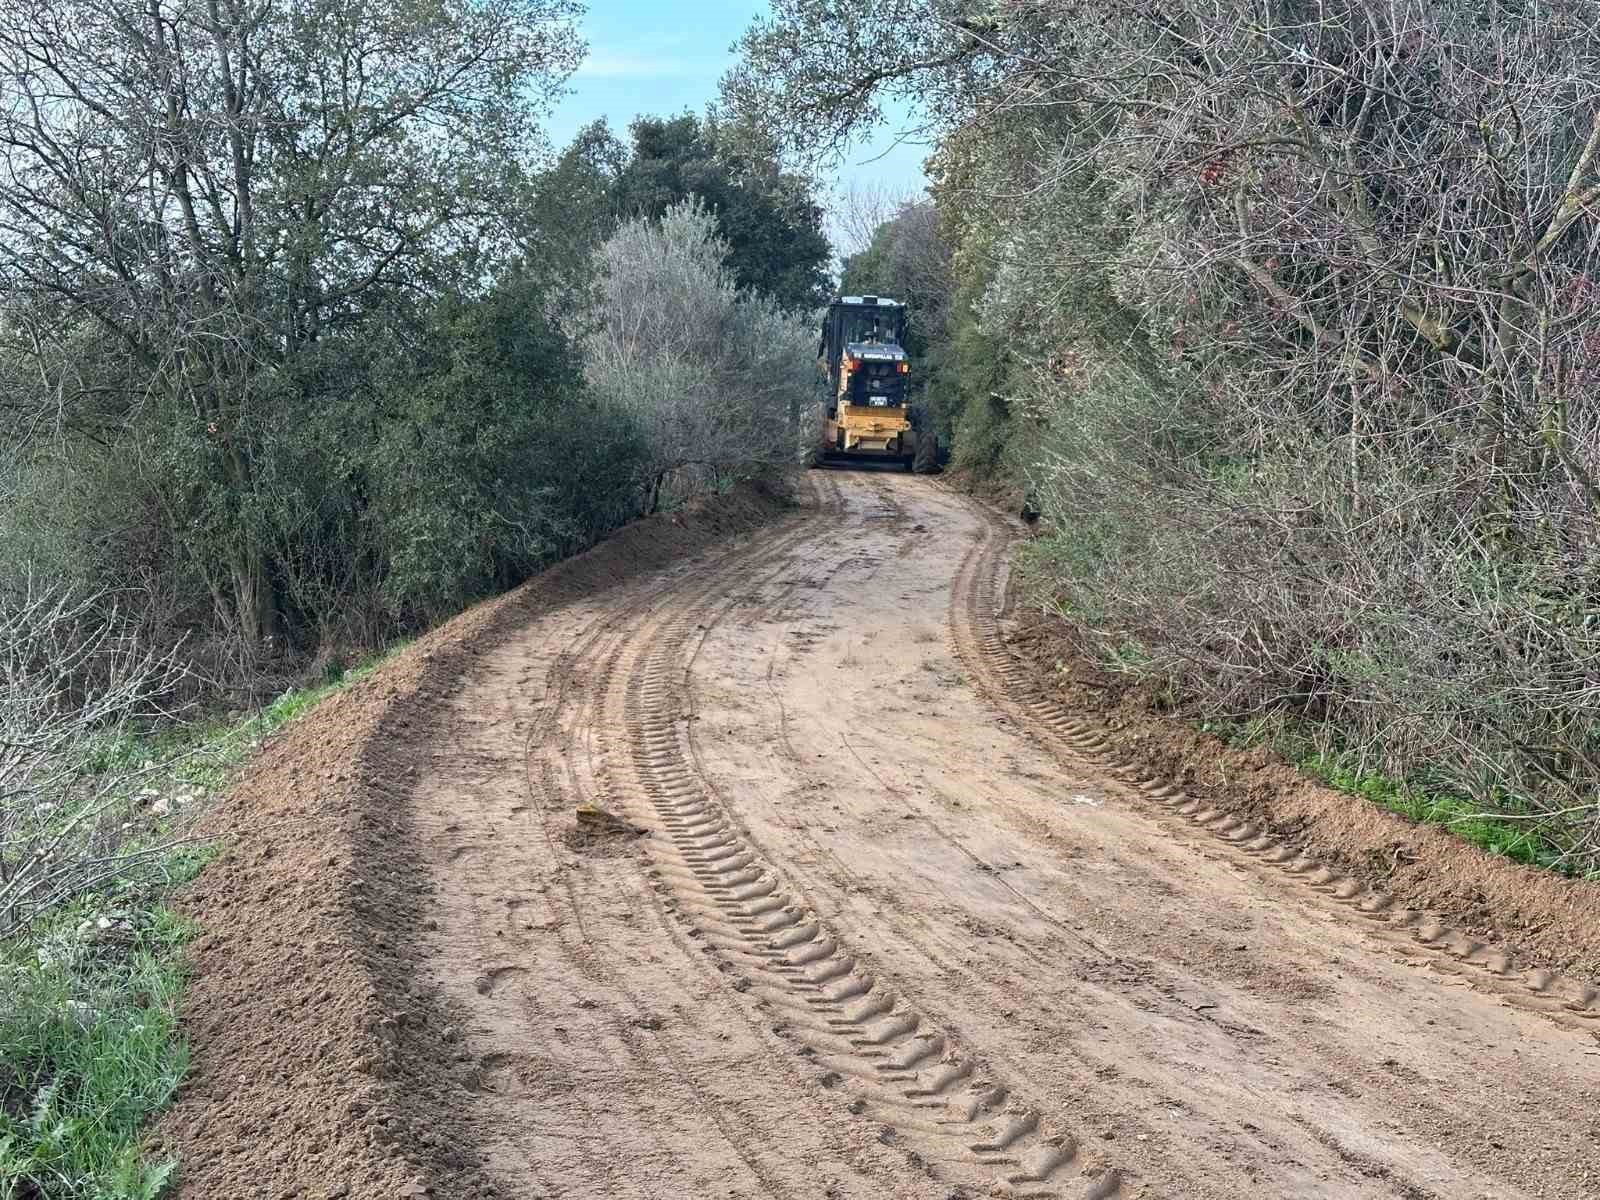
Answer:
[584,200,817,507]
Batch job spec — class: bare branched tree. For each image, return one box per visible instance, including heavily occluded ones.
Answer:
[0,588,184,937]
[834,180,918,260]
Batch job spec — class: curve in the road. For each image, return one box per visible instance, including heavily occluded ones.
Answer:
[593,475,1126,1199]
[946,494,1600,1040]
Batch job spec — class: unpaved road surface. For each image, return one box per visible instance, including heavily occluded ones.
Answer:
[383,470,1598,1200]
[153,471,1600,1199]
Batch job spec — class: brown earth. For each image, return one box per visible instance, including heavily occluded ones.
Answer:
[156,470,1600,1200]
[1005,615,1600,985]
[152,479,797,1199]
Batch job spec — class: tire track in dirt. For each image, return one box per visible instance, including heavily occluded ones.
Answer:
[696,479,1097,1004]
[415,479,897,1199]
[723,499,1091,984]
[553,490,874,1198]
[411,582,663,1196]
[594,482,1127,1199]
[450,593,675,1199]
[569,513,851,1200]
[713,476,1064,984]
[345,470,1600,1200]
[719,481,1155,1110]
[501,486,847,1198]
[947,498,1600,1043]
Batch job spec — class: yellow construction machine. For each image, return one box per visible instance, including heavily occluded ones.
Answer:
[815,295,930,470]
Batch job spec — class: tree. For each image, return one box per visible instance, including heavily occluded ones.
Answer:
[721,0,994,165]
[524,119,630,304]
[727,0,1600,865]
[583,200,816,507]
[0,0,582,649]
[609,113,831,311]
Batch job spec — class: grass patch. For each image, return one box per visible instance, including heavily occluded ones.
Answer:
[1195,714,1580,877]
[0,643,403,1199]
[0,909,190,1200]
[1295,752,1574,874]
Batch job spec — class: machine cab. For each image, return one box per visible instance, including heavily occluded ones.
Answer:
[819,296,910,413]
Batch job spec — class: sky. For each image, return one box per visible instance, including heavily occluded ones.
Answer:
[545,1,932,254]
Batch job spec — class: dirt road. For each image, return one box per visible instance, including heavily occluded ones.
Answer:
[380,470,1598,1198]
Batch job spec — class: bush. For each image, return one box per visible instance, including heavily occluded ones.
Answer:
[0,590,183,939]
[583,199,815,502]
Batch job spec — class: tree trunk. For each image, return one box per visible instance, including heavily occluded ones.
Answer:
[222,437,278,651]
[231,543,278,651]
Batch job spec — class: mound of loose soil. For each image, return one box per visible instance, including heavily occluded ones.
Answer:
[1005,610,1600,982]
[151,479,795,1200]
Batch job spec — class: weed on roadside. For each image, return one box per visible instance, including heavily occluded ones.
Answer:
[1195,714,1585,878]
[0,906,191,1200]
[1296,752,1581,876]
[0,644,402,1199]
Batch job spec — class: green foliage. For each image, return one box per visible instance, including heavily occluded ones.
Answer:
[0,912,189,1200]
[949,391,1013,477]
[0,268,652,657]
[0,422,200,639]
[354,275,640,625]
[1,101,827,666]
[1015,514,1121,596]
[1189,711,1582,876]
[1297,754,1574,875]
[610,114,831,310]
[0,0,587,647]
[838,200,951,359]
[838,241,887,300]
[585,200,817,486]
[524,120,630,303]
[941,299,1015,476]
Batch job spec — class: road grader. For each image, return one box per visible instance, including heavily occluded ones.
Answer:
[814,295,934,471]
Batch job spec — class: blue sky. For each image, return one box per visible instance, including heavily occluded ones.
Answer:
[546,2,931,250]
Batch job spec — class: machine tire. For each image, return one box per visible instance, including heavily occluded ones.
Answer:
[912,429,940,474]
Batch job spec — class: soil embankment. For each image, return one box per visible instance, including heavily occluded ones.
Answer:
[1004,613,1600,985]
[154,480,795,1199]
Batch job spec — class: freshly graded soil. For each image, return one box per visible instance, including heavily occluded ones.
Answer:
[1004,616,1600,983]
[155,470,1600,1200]
[153,480,796,1199]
